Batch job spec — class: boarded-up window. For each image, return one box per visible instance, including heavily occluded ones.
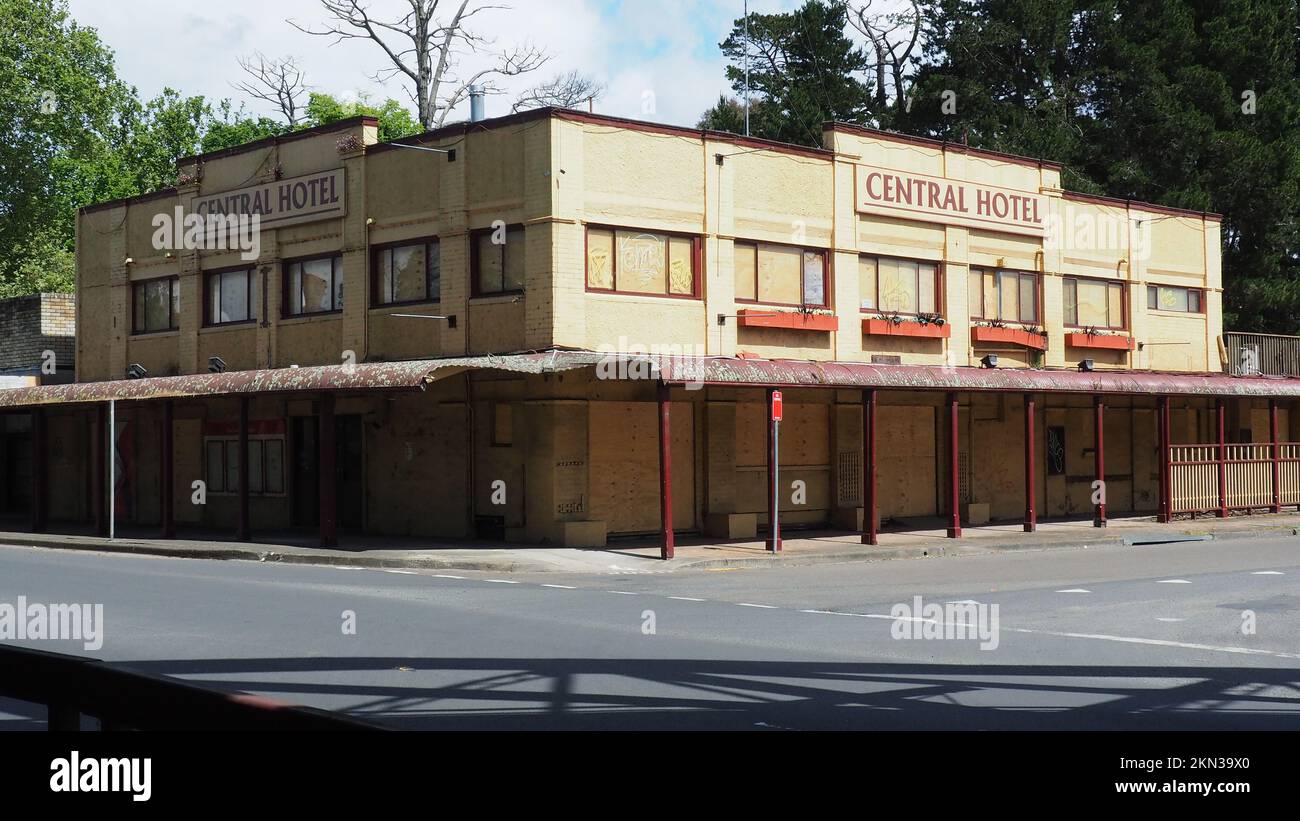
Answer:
[585,227,696,296]
[474,226,525,295]
[1148,284,1202,313]
[758,244,801,304]
[586,228,615,289]
[972,267,1038,323]
[871,258,938,315]
[735,242,757,301]
[1065,277,1125,328]
[860,256,877,310]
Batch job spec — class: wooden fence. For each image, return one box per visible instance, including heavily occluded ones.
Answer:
[1169,441,1299,515]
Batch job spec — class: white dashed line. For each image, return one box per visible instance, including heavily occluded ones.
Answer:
[1251,570,1285,575]
[484,579,519,585]
[607,591,637,595]
[1056,588,1091,593]
[668,596,705,602]
[384,570,417,575]
[1005,626,1300,660]
[1155,617,1185,623]
[736,603,777,609]
[541,584,576,589]
[1157,579,1191,584]
[431,574,465,580]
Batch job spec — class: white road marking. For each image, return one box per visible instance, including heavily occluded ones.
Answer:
[1005,626,1300,660]
[1056,588,1091,593]
[1157,579,1191,584]
[431,574,465,580]
[541,584,576,589]
[669,596,705,602]
[484,579,519,584]
[607,591,637,595]
[736,603,776,609]
[1155,617,1185,623]
[1251,570,1285,575]
[384,570,417,575]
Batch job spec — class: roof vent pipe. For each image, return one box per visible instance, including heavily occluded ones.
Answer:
[469,85,486,122]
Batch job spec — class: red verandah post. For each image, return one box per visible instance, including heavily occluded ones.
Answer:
[861,388,877,545]
[657,381,674,560]
[947,392,960,539]
[319,393,338,549]
[1093,395,1106,528]
[236,396,251,542]
[161,400,174,539]
[1270,399,1281,513]
[1158,396,1172,523]
[1024,393,1036,533]
[767,387,782,551]
[1217,398,1228,518]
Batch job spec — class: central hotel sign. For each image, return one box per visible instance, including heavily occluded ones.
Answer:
[855,164,1045,236]
[189,168,347,229]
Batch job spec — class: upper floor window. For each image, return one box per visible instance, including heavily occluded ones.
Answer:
[472,225,525,296]
[374,239,440,305]
[734,240,827,307]
[586,227,699,297]
[860,256,940,315]
[1147,284,1203,313]
[970,267,1039,324]
[132,276,179,334]
[1064,277,1125,329]
[205,267,254,326]
[284,255,342,317]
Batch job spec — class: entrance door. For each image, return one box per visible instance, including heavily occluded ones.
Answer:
[291,415,364,530]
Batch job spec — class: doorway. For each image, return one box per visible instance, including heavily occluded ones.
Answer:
[291,414,364,531]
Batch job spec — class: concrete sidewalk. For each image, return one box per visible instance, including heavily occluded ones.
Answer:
[0,512,1296,574]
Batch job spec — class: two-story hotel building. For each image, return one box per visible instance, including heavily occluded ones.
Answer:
[4,107,1299,555]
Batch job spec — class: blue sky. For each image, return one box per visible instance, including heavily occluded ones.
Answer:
[65,0,811,127]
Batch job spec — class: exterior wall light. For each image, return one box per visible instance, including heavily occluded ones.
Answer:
[980,354,998,369]
[1078,359,1095,372]
[125,363,148,379]
[208,356,227,373]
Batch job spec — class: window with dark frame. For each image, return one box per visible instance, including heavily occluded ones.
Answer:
[374,239,441,305]
[205,267,255,326]
[859,255,941,315]
[1147,284,1203,313]
[283,255,343,316]
[204,437,285,495]
[968,267,1040,324]
[132,276,180,334]
[585,226,699,297]
[473,225,526,296]
[1064,277,1126,329]
[733,240,828,308]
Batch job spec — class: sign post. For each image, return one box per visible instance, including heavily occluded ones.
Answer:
[770,390,783,553]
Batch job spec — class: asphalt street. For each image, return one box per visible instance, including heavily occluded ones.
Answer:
[1,535,1298,729]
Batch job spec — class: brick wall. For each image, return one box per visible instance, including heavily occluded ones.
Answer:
[0,293,76,372]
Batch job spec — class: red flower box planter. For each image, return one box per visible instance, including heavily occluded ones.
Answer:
[862,318,951,339]
[971,325,1048,350]
[737,309,838,332]
[1065,332,1135,351]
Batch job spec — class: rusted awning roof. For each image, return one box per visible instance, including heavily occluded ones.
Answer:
[3,350,1298,407]
[651,356,1300,397]
[0,353,604,409]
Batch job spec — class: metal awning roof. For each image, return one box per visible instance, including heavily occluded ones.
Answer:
[651,356,1300,397]
[1,350,1298,408]
[0,353,604,409]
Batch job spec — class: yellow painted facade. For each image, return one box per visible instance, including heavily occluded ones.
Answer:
[67,109,1234,546]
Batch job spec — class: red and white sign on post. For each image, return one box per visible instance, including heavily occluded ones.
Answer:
[770,390,782,552]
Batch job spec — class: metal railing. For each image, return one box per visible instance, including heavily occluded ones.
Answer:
[1224,332,1300,376]
[0,645,380,731]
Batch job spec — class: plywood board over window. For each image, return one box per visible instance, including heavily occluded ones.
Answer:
[588,402,694,534]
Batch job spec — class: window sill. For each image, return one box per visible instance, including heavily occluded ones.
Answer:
[200,320,256,333]
[370,300,440,312]
[130,329,179,339]
[279,312,343,326]
[470,293,524,305]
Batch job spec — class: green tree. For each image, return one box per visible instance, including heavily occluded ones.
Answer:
[0,0,134,290]
[712,0,873,145]
[303,92,422,141]
[899,0,1300,334]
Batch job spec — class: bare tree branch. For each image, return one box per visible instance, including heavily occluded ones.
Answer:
[289,0,551,129]
[513,70,605,112]
[233,53,310,125]
[848,0,921,110]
